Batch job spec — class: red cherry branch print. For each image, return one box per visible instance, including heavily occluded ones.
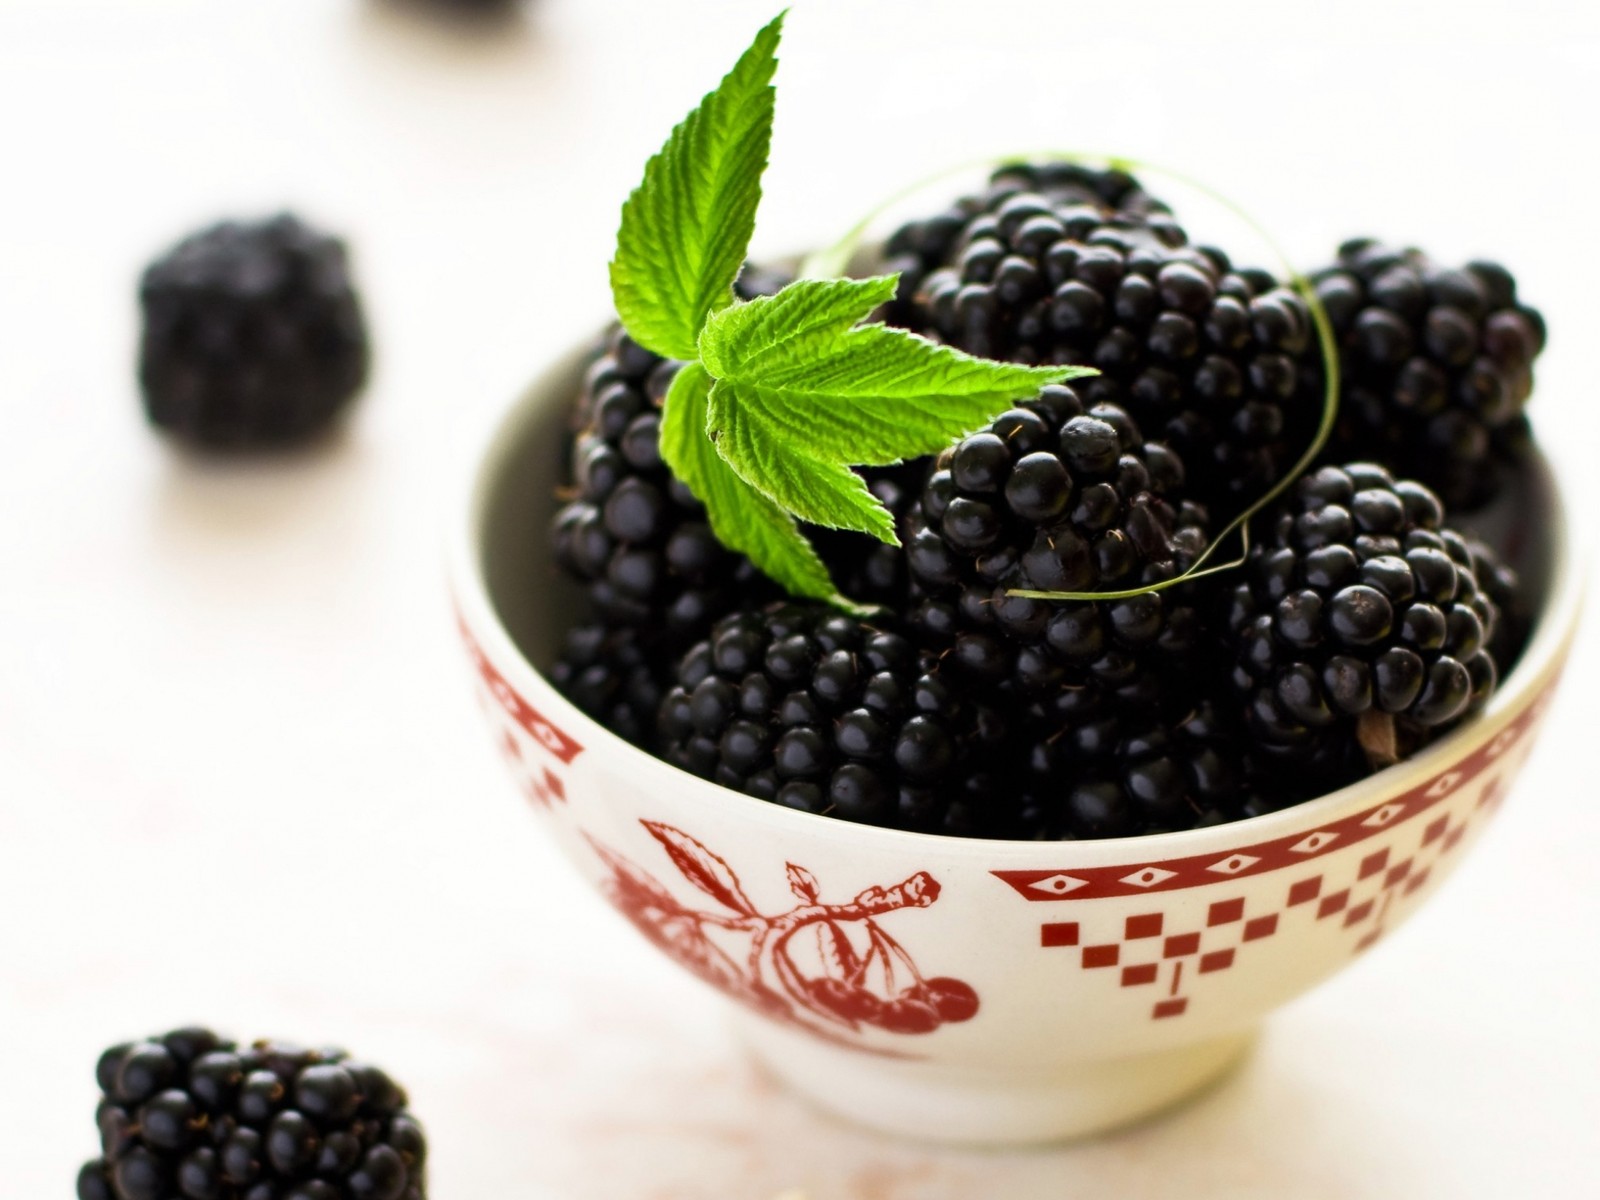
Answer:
[585,822,979,1051]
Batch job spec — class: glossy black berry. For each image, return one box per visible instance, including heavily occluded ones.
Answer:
[658,604,1012,835]
[1224,464,1509,769]
[882,162,1318,506]
[80,1030,425,1200]
[1313,240,1544,509]
[138,214,368,449]
[904,384,1208,710]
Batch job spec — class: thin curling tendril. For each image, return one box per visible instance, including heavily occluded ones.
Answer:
[803,153,1341,605]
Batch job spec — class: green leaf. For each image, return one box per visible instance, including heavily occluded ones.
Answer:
[659,362,860,610]
[709,377,898,542]
[698,276,1093,539]
[608,12,785,361]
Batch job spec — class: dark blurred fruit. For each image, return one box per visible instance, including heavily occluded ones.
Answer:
[138,214,368,449]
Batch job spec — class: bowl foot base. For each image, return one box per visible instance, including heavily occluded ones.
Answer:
[733,1013,1256,1146]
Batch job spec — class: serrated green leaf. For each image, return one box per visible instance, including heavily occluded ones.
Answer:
[660,362,861,610]
[609,12,784,361]
[709,378,898,540]
[700,275,900,377]
[698,276,1093,540]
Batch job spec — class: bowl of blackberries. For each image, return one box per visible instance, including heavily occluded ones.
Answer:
[451,18,1580,1145]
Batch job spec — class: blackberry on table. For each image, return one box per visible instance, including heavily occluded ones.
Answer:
[657,604,1012,836]
[1312,239,1545,510]
[883,162,1318,506]
[138,214,369,449]
[79,1028,424,1200]
[904,383,1209,700]
[1223,463,1507,771]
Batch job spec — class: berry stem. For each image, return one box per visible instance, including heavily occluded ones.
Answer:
[1358,710,1401,769]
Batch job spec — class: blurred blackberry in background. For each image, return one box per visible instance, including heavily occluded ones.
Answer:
[138,214,368,450]
[657,604,1012,836]
[549,623,669,750]
[1223,463,1508,772]
[881,162,1318,507]
[379,0,520,19]
[80,1028,424,1200]
[1312,240,1545,510]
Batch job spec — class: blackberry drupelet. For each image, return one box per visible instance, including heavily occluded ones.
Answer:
[79,1028,425,1200]
[138,214,368,449]
[882,162,1318,505]
[549,623,669,749]
[657,604,1011,836]
[1223,463,1505,771]
[1312,239,1545,510]
[904,383,1209,701]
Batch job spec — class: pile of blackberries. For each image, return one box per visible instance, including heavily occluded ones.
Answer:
[547,167,1542,841]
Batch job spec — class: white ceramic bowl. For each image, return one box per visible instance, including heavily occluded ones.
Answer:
[449,340,1582,1145]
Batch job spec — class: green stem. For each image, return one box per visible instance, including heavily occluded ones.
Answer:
[807,152,1342,604]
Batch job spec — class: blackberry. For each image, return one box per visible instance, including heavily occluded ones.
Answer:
[657,604,1011,836]
[883,162,1317,505]
[553,266,792,645]
[79,1028,424,1200]
[550,623,668,749]
[1223,463,1504,770]
[1312,239,1545,510]
[1465,537,1531,678]
[552,327,774,645]
[1011,698,1320,839]
[138,214,369,449]
[904,384,1209,698]
[878,160,1175,328]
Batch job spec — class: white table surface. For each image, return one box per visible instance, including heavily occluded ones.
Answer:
[3,2,1598,1196]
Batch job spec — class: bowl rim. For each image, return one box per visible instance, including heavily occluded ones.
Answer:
[447,332,1586,860]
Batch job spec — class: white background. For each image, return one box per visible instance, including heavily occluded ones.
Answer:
[2,1,1597,1196]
